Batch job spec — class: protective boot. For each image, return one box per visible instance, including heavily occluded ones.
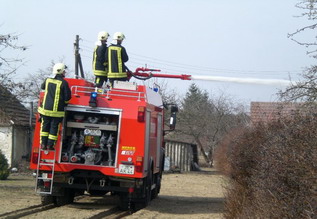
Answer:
[47,140,56,151]
[47,145,55,150]
[41,144,47,150]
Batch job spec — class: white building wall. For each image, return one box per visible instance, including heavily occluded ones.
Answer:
[0,126,12,166]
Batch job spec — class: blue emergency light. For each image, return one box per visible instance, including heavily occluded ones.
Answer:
[91,92,97,98]
[89,92,98,107]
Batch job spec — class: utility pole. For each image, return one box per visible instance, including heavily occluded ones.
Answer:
[74,35,85,79]
[74,35,79,78]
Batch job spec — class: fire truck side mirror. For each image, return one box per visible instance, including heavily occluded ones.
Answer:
[163,104,178,133]
[170,105,178,113]
[169,105,178,130]
[169,112,177,130]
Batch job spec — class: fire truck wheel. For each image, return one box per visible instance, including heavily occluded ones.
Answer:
[54,189,75,206]
[41,195,54,205]
[157,168,163,194]
[138,169,153,208]
[151,173,161,200]
[157,173,162,194]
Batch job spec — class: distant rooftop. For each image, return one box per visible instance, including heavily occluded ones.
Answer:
[250,102,304,124]
[0,84,31,127]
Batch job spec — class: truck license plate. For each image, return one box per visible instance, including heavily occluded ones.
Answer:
[118,164,134,175]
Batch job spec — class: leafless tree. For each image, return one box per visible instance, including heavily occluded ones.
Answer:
[0,32,27,90]
[279,66,317,101]
[173,83,249,167]
[288,0,317,58]
[280,1,317,101]
[15,61,54,105]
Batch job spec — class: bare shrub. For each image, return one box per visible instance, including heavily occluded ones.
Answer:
[218,111,317,219]
[214,127,246,176]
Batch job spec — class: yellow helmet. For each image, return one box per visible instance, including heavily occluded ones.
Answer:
[113,32,125,41]
[53,63,67,74]
[98,31,109,41]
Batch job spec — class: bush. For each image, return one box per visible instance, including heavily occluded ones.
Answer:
[214,127,247,176]
[217,113,317,219]
[0,150,10,180]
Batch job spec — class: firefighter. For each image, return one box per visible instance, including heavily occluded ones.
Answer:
[107,32,129,86]
[38,63,71,150]
[93,31,110,88]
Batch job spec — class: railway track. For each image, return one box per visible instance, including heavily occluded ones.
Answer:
[0,204,55,219]
[87,207,130,219]
[0,195,131,219]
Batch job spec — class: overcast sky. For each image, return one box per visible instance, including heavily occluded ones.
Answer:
[1,0,316,105]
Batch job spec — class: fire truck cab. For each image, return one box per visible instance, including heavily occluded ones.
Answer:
[30,78,176,210]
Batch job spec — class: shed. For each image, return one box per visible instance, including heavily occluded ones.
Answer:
[164,140,199,172]
[0,84,32,167]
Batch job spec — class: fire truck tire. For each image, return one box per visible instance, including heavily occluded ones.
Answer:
[157,152,164,195]
[158,172,162,194]
[41,195,54,205]
[54,189,75,206]
[137,168,153,209]
[151,173,161,200]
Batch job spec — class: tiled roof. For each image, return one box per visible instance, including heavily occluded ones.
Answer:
[0,84,31,127]
[250,102,303,124]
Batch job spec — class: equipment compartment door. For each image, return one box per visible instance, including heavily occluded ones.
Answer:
[60,105,122,167]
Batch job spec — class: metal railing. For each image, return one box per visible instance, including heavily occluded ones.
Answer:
[71,86,146,101]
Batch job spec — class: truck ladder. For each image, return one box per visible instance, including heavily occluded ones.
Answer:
[35,148,56,195]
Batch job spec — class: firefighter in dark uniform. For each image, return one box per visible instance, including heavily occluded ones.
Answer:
[107,32,129,86]
[38,63,71,150]
[93,31,110,88]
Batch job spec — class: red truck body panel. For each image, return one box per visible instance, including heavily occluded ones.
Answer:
[30,78,164,180]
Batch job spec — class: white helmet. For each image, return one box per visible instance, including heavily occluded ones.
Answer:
[53,63,67,74]
[98,31,109,41]
[113,32,125,41]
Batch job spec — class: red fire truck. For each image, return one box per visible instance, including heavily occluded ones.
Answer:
[29,68,189,210]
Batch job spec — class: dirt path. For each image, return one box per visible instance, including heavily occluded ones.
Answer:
[0,168,225,218]
[126,168,225,219]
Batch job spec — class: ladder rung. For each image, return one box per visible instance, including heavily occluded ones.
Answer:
[37,177,53,180]
[38,191,53,195]
[41,159,55,163]
[36,146,57,195]
[39,163,55,166]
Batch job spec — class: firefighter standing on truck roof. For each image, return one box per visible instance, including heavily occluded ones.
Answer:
[93,31,110,88]
[38,63,71,150]
[107,32,129,86]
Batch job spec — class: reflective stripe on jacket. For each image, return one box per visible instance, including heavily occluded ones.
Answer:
[38,76,71,117]
[107,44,129,78]
[92,43,108,76]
